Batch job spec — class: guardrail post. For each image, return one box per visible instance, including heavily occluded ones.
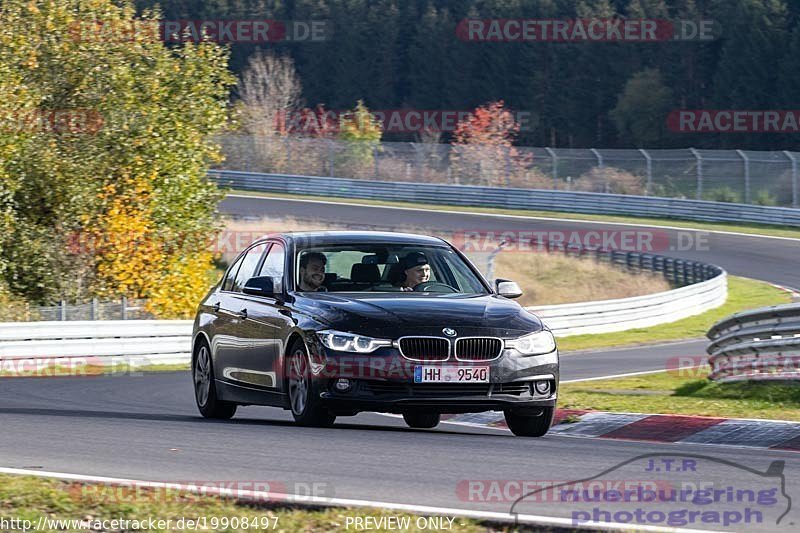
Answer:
[784,151,798,208]
[121,296,127,320]
[90,298,98,321]
[590,148,606,193]
[639,149,652,196]
[690,148,703,200]
[736,149,750,204]
[545,147,558,189]
[59,300,66,321]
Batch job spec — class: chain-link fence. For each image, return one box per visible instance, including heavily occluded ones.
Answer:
[9,298,153,322]
[216,135,800,208]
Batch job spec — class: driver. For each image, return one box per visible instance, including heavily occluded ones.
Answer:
[298,252,328,292]
[396,252,431,291]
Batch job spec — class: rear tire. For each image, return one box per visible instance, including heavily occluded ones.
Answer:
[402,412,441,429]
[193,341,237,420]
[287,339,336,427]
[504,407,554,437]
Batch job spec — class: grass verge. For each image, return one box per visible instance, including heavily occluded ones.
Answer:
[228,189,800,240]
[556,276,792,353]
[0,474,510,533]
[495,251,670,306]
[559,367,800,421]
[0,362,190,378]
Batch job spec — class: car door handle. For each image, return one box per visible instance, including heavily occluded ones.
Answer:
[236,308,248,319]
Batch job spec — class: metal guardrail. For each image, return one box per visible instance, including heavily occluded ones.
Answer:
[706,303,800,382]
[216,136,800,207]
[523,243,727,337]
[0,320,192,367]
[210,170,800,228]
[0,259,725,361]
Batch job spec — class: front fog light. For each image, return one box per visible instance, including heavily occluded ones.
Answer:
[334,378,352,392]
[534,380,551,395]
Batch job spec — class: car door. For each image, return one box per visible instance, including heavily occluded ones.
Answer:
[214,242,268,384]
[233,241,292,389]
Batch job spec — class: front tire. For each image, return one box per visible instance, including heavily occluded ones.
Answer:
[504,407,554,437]
[193,342,237,420]
[403,412,441,429]
[287,339,336,427]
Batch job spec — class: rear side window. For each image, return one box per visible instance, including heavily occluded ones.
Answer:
[231,243,268,292]
[258,243,286,292]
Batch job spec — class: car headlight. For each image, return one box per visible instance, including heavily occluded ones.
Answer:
[505,330,556,355]
[317,330,392,353]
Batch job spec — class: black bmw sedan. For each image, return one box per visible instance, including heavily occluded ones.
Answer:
[192,231,559,437]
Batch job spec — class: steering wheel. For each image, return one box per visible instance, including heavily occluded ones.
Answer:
[413,281,458,293]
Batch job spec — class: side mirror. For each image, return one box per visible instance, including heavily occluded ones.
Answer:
[243,276,276,298]
[495,278,523,299]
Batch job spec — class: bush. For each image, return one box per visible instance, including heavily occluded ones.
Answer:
[573,167,646,195]
[752,190,777,206]
[703,186,742,203]
[0,282,37,322]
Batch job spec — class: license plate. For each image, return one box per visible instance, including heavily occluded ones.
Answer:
[413,366,489,383]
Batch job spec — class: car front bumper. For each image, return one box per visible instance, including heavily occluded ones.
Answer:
[309,344,559,415]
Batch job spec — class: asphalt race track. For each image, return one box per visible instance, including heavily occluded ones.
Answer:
[2,195,800,531]
[0,370,798,531]
[220,194,800,290]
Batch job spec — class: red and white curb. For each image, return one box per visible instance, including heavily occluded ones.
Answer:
[437,410,800,451]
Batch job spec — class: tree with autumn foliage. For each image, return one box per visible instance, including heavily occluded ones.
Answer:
[335,100,382,178]
[451,101,532,187]
[0,0,234,318]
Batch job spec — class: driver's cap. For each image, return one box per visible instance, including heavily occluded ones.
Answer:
[400,252,429,271]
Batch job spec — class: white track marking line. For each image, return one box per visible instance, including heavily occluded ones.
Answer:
[227,193,800,243]
[0,467,717,533]
[560,367,703,383]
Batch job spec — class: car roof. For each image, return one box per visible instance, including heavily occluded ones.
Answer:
[270,230,449,247]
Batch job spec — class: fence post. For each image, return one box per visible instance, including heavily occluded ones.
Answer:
[590,148,606,193]
[286,137,292,174]
[59,300,66,321]
[90,298,98,321]
[373,146,379,179]
[690,148,703,200]
[416,147,424,183]
[545,147,558,189]
[736,149,750,204]
[639,148,652,196]
[121,296,127,320]
[328,140,335,177]
[784,151,798,208]
[504,146,511,186]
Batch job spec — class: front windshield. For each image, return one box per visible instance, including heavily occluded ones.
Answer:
[295,244,488,295]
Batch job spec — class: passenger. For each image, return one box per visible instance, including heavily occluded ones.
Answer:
[396,252,431,291]
[298,252,328,292]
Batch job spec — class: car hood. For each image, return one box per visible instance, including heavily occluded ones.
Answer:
[292,293,544,338]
